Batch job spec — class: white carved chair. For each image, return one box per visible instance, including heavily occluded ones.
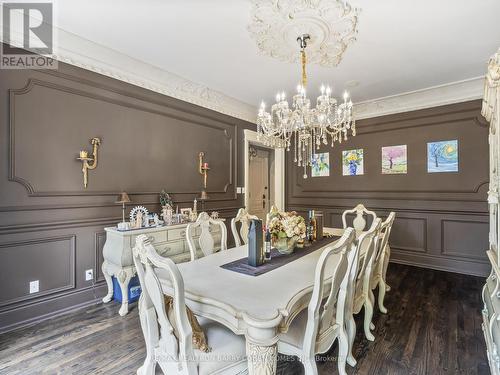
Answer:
[277,228,357,375]
[370,212,396,314]
[230,208,258,247]
[349,218,382,343]
[186,212,227,261]
[342,204,377,237]
[133,235,247,375]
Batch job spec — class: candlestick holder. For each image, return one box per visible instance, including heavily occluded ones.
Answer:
[198,152,210,201]
[77,137,101,188]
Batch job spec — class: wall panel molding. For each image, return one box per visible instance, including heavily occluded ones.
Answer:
[9,78,237,198]
[286,100,489,276]
[0,235,76,309]
[0,60,253,332]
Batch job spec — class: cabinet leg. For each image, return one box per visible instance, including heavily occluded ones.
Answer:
[118,269,133,316]
[102,261,113,303]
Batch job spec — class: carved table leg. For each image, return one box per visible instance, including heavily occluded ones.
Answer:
[101,260,114,303]
[246,341,278,375]
[117,268,134,316]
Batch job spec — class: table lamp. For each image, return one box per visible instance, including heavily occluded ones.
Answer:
[115,192,131,228]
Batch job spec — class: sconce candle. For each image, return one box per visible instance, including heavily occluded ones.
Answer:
[77,137,101,188]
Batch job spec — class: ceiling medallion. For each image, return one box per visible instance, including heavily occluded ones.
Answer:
[248,0,360,67]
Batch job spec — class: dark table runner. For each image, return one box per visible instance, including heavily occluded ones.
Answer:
[220,236,340,276]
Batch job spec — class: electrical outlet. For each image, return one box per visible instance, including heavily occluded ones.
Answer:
[85,269,93,281]
[29,280,39,294]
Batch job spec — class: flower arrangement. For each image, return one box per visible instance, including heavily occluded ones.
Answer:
[268,211,307,240]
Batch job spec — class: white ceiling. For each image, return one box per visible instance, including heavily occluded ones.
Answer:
[51,0,500,116]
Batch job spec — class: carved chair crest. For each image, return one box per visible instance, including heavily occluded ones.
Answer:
[231,208,258,247]
[186,211,227,261]
[342,204,377,235]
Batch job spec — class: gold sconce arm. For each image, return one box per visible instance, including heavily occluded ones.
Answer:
[77,137,101,188]
[199,152,210,190]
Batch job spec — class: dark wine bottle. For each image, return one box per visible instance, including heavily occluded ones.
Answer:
[264,227,272,261]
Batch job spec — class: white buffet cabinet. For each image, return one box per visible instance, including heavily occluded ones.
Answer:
[101,222,222,316]
[482,48,500,375]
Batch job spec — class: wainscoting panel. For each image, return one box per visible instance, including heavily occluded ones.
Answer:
[0,58,254,332]
[286,100,489,276]
[0,235,76,308]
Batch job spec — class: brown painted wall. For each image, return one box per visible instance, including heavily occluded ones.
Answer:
[286,100,490,277]
[0,62,254,332]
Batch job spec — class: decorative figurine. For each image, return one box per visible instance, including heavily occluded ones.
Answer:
[135,211,143,228]
[160,190,173,208]
[211,211,219,220]
[129,206,149,228]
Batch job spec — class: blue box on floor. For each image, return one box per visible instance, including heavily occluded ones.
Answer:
[112,275,141,303]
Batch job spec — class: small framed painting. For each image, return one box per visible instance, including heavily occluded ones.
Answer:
[427,140,458,173]
[342,149,364,176]
[382,145,407,174]
[311,152,330,177]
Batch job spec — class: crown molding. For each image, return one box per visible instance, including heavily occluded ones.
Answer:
[354,77,484,120]
[1,10,257,124]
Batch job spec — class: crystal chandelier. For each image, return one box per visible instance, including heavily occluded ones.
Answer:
[257,34,356,178]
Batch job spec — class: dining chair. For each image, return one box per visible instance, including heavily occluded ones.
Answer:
[186,212,227,261]
[230,208,258,247]
[133,235,247,375]
[370,212,396,314]
[349,218,382,343]
[342,203,377,236]
[277,227,357,375]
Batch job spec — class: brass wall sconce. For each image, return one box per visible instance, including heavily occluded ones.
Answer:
[77,137,101,188]
[198,152,210,200]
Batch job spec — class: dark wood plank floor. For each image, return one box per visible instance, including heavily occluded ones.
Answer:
[0,264,490,375]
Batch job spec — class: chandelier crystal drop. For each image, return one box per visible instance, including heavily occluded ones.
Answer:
[257,34,356,178]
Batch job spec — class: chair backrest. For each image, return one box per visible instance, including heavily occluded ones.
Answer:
[342,204,377,235]
[302,227,356,357]
[352,218,382,310]
[186,212,227,261]
[374,212,396,266]
[133,234,197,374]
[231,208,258,247]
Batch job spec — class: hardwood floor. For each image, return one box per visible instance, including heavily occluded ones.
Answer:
[0,264,489,375]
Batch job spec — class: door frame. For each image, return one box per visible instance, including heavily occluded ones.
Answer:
[244,129,285,211]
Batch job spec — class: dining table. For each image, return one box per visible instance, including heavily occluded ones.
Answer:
[153,230,345,375]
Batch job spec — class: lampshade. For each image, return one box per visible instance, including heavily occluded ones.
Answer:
[115,192,131,204]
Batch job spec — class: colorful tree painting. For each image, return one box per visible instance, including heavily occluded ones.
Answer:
[427,140,458,173]
[342,149,364,176]
[311,152,330,177]
[382,145,407,174]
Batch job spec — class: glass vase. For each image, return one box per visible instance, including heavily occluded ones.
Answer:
[275,236,298,255]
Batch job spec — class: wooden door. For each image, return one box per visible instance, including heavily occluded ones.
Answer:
[248,148,270,220]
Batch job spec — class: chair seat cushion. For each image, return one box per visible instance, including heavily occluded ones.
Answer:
[279,308,309,349]
[279,308,339,351]
[196,317,247,375]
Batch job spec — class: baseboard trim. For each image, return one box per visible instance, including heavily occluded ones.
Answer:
[390,256,489,278]
[0,284,107,334]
